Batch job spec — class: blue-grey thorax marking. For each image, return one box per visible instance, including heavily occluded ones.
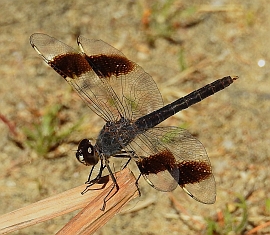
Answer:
[95,117,138,157]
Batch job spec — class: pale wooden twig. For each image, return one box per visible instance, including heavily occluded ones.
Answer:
[56,168,139,235]
[0,168,139,234]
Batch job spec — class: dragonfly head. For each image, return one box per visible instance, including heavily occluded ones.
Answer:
[76,139,99,166]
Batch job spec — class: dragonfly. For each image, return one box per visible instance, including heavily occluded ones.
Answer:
[30,33,237,210]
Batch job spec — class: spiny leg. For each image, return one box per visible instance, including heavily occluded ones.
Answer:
[113,150,136,169]
[135,173,142,197]
[81,159,106,194]
[101,158,119,211]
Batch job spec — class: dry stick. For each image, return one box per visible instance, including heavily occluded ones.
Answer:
[0,168,139,235]
[57,168,139,235]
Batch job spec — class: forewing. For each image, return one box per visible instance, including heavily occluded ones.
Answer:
[30,33,120,121]
[126,126,216,204]
[77,36,163,121]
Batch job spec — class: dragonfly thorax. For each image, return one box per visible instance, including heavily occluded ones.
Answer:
[96,117,137,157]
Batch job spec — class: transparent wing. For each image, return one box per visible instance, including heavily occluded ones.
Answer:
[77,36,163,121]
[30,33,116,121]
[126,126,216,204]
[30,33,163,121]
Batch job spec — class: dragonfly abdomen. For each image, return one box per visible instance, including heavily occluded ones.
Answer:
[134,76,238,131]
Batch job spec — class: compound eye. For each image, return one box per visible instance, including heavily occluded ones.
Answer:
[76,139,99,166]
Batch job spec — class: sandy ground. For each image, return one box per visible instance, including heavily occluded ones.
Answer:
[0,0,270,234]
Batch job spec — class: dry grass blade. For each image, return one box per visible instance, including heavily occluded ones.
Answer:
[0,168,139,234]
